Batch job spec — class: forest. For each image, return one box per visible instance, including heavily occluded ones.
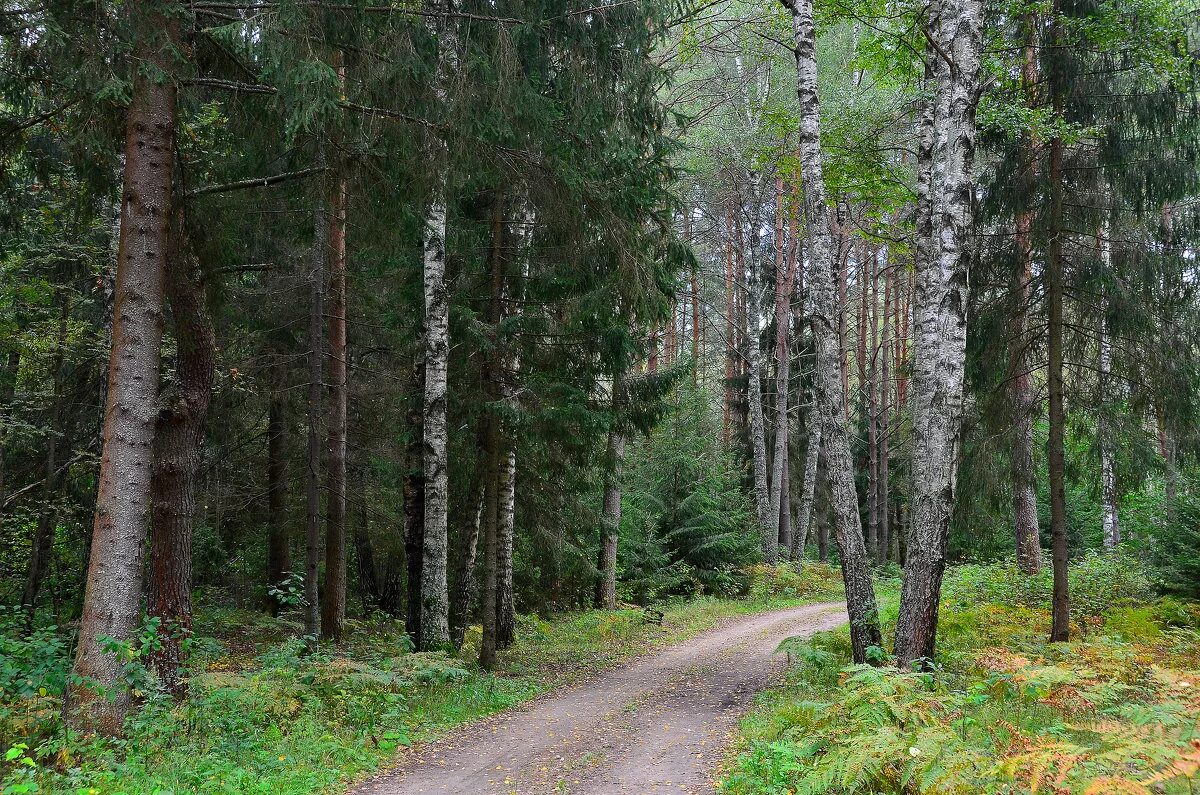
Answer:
[2,0,1200,792]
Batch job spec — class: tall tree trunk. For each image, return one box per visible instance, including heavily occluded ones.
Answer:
[418,11,457,651]
[895,0,983,668]
[834,202,851,419]
[403,361,425,642]
[322,164,349,641]
[495,444,517,649]
[1047,6,1070,645]
[770,177,798,556]
[304,149,328,648]
[741,202,775,563]
[67,9,178,732]
[266,358,291,613]
[148,221,216,697]
[1097,223,1120,549]
[596,371,625,610]
[877,249,891,566]
[1011,10,1042,574]
[479,416,501,669]
[783,0,882,663]
[0,348,20,532]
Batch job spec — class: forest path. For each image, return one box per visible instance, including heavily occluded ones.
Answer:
[351,602,846,795]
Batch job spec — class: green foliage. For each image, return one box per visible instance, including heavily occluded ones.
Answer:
[747,563,846,604]
[724,561,1200,795]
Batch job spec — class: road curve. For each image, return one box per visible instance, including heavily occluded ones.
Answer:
[352,601,847,795]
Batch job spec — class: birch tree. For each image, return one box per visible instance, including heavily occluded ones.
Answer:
[781,0,882,663]
[895,0,985,668]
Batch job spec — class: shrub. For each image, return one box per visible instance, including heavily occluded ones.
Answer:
[747,563,844,603]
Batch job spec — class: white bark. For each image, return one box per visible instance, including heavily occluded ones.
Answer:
[895,0,984,667]
[1098,224,1120,548]
[783,0,881,663]
[792,423,821,559]
[419,8,457,650]
[746,222,775,562]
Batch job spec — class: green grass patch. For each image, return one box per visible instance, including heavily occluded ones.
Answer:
[1,565,842,795]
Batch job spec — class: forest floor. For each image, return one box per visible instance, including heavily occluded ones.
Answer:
[352,602,846,795]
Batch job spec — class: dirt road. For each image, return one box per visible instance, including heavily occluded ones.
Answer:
[352,602,847,795]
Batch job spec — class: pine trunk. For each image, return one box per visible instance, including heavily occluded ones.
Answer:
[785,0,882,663]
[895,0,983,668]
[877,251,891,566]
[743,208,775,563]
[304,150,328,648]
[68,9,178,732]
[1098,224,1120,549]
[1011,11,1042,574]
[322,169,349,642]
[770,177,797,557]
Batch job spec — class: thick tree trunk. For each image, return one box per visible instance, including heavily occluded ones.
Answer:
[266,358,292,613]
[596,372,625,610]
[322,169,349,642]
[68,10,178,733]
[894,0,983,668]
[304,150,328,648]
[148,222,216,697]
[784,0,882,663]
[1012,11,1042,574]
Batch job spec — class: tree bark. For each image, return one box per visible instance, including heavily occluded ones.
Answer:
[450,479,484,650]
[865,244,879,559]
[495,444,517,649]
[403,361,425,642]
[147,220,216,697]
[419,12,456,651]
[770,177,798,557]
[793,424,821,560]
[1011,10,1042,574]
[596,371,625,610]
[68,8,178,733]
[895,0,984,668]
[321,165,349,642]
[1047,6,1070,645]
[304,148,328,648]
[1098,224,1120,549]
[266,357,291,613]
[877,249,891,566]
[783,0,882,663]
[722,221,736,442]
[741,200,775,563]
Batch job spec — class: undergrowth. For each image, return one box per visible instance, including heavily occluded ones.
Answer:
[723,554,1200,795]
[0,565,839,795]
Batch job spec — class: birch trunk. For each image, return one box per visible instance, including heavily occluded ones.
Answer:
[419,10,457,651]
[744,207,775,563]
[793,424,821,560]
[770,178,798,556]
[895,0,984,667]
[1098,224,1121,549]
[68,8,178,732]
[877,250,891,565]
[783,0,882,663]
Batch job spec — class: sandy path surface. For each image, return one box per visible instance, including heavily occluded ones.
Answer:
[352,602,847,795]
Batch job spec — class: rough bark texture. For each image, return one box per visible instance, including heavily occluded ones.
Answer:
[266,359,291,613]
[304,149,328,647]
[449,480,484,650]
[865,245,879,559]
[1011,11,1042,574]
[894,0,983,668]
[419,12,456,651]
[877,250,891,566]
[793,425,821,560]
[784,0,882,663]
[495,445,516,649]
[403,366,425,643]
[479,414,501,669]
[722,225,736,442]
[322,171,349,642]
[68,10,178,733]
[148,223,215,697]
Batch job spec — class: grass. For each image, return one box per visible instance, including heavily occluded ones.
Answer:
[719,557,1200,795]
[1,564,844,795]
